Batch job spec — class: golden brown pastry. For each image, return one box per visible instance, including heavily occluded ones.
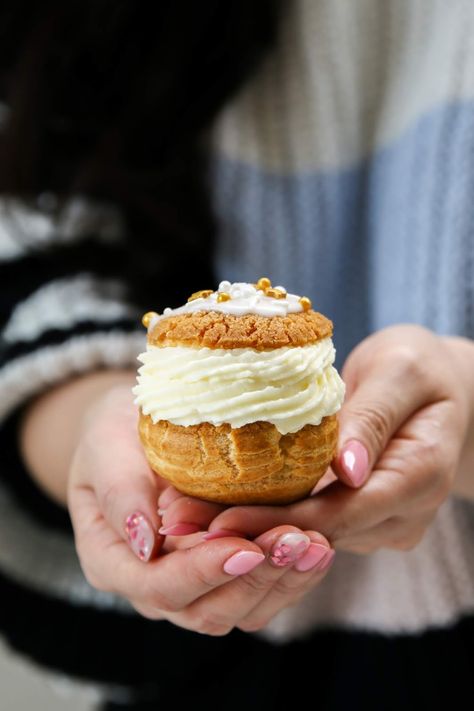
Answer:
[133,279,345,505]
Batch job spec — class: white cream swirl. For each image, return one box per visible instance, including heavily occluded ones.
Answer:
[133,338,345,435]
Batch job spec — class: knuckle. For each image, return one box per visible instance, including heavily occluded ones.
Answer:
[238,617,271,633]
[391,345,424,381]
[82,565,111,593]
[132,603,163,621]
[191,565,220,594]
[194,611,234,637]
[271,576,306,596]
[389,530,425,551]
[412,441,452,502]
[236,574,271,595]
[351,401,392,453]
[147,588,181,613]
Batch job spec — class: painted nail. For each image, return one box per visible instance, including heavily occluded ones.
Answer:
[203,529,244,541]
[269,532,310,567]
[318,548,336,572]
[158,522,202,536]
[294,543,331,572]
[223,551,265,576]
[341,440,369,487]
[125,511,155,562]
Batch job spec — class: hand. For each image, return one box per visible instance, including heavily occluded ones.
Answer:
[68,385,334,634]
[159,325,473,554]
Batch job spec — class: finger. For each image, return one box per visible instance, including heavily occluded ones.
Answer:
[70,428,165,561]
[158,495,226,537]
[157,485,186,514]
[173,526,322,634]
[70,485,266,610]
[333,348,441,488]
[238,531,335,632]
[210,399,458,544]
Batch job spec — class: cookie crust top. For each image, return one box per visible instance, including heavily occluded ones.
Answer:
[148,309,333,350]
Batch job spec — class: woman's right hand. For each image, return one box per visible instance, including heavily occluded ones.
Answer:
[68,384,334,635]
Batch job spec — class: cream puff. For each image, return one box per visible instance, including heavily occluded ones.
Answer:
[133,279,345,505]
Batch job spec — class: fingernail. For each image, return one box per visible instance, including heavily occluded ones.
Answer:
[223,551,265,576]
[294,543,331,572]
[269,532,310,567]
[125,511,155,562]
[158,522,202,536]
[341,440,369,486]
[318,549,336,572]
[203,529,244,540]
[157,508,166,516]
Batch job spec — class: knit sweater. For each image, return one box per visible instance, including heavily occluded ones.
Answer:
[1,0,474,705]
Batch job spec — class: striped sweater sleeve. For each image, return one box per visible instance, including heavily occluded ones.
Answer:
[0,194,145,433]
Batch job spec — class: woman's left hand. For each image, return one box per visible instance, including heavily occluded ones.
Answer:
[159,325,474,555]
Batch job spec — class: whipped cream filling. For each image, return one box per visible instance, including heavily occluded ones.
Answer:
[133,338,345,435]
[149,281,304,330]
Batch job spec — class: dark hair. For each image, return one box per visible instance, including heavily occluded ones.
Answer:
[0,1,282,310]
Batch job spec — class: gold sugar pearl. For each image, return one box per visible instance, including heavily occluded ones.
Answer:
[256,277,271,291]
[266,287,286,299]
[217,292,231,302]
[188,289,213,302]
[299,296,312,311]
[142,311,158,328]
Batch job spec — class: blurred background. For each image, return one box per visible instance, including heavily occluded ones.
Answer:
[0,640,96,710]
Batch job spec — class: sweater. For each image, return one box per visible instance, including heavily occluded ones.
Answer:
[1,1,474,707]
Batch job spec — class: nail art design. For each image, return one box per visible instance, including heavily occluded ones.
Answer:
[270,532,310,567]
[125,511,155,562]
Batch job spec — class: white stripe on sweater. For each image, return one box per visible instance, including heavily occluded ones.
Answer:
[212,0,474,172]
[0,196,124,261]
[3,274,138,344]
[0,330,144,424]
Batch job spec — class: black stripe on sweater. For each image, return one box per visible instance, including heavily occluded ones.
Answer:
[1,566,473,711]
[1,317,142,364]
[0,238,210,327]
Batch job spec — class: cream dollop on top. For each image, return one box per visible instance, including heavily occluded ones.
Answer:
[133,338,345,435]
[148,281,304,330]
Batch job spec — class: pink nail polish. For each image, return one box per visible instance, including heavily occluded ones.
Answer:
[223,551,265,576]
[341,440,369,486]
[269,532,310,567]
[125,511,155,562]
[158,522,202,536]
[318,548,336,572]
[294,543,331,572]
[203,529,244,540]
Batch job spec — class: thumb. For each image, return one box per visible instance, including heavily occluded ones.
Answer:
[333,369,424,489]
[90,454,164,563]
